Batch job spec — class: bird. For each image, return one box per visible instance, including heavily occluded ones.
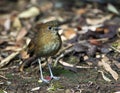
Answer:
[20,20,62,83]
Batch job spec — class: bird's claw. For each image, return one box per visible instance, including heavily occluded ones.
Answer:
[39,78,50,83]
[51,76,60,80]
[39,76,60,83]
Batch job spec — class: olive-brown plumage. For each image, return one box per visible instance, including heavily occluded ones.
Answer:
[20,21,62,83]
[28,21,62,57]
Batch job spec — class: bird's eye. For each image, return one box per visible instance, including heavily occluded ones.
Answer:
[48,26,52,30]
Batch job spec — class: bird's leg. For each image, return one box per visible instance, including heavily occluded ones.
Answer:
[47,58,60,80]
[38,58,49,83]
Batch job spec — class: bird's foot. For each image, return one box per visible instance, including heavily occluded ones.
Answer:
[38,76,60,83]
[39,78,50,83]
[51,76,60,80]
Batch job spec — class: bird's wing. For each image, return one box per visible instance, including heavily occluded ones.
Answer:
[27,39,35,57]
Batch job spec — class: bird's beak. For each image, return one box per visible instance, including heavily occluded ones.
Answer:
[54,27,61,31]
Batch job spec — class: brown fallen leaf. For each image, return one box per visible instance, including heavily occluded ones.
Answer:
[89,38,102,45]
[63,28,76,40]
[20,50,29,59]
[74,8,86,15]
[16,27,27,41]
[100,56,119,80]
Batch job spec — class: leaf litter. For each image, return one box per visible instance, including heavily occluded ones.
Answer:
[0,0,120,93]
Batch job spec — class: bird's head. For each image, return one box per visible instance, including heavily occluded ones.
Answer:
[34,20,61,34]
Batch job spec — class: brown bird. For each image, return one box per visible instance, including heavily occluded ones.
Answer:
[20,20,62,83]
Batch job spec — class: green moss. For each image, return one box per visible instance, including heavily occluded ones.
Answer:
[5,73,14,79]
[47,81,64,92]
[0,90,6,93]
[64,56,79,64]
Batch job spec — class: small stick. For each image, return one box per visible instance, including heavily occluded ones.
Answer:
[0,46,26,68]
[59,59,92,69]
[0,74,8,79]
[110,46,120,53]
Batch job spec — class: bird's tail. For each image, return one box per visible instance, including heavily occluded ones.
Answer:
[19,55,37,72]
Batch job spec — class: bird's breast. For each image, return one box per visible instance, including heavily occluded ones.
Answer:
[35,32,61,57]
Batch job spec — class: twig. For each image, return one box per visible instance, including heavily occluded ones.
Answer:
[88,38,108,42]
[59,59,92,69]
[110,46,120,53]
[100,56,119,80]
[0,74,8,79]
[98,70,111,82]
[0,66,18,71]
[0,51,20,68]
[31,87,40,91]
[0,46,26,68]
[54,53,64,67]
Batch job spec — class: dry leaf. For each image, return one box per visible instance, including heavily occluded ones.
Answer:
[89,38,101,45]
[113,60,120,69]
[20,50,29,59]
[4,46,22,51]
[86,14,113,25]
[40,2,53,12]
[107,3,119,15]
[31,87,40,91]
[4,18,11,31]
[98,70,111,82]
[83,24,103,32]
[63,28,76,40]
[114,91,120,93]
[18,7,40,18]
[16,27,27,41]
[101,57,119,80]
[12,17,21,30]
[41,16,57,23]
[74,8,86,15]
[0,51,20,68]
[59,60,91,69]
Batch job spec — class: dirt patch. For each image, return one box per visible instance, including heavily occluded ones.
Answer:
[0,64,120,93]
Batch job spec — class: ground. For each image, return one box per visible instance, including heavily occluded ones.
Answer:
[0,0,120,93]
[0,62,120,93]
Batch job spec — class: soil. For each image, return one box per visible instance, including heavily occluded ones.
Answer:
[0,62,120,93]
